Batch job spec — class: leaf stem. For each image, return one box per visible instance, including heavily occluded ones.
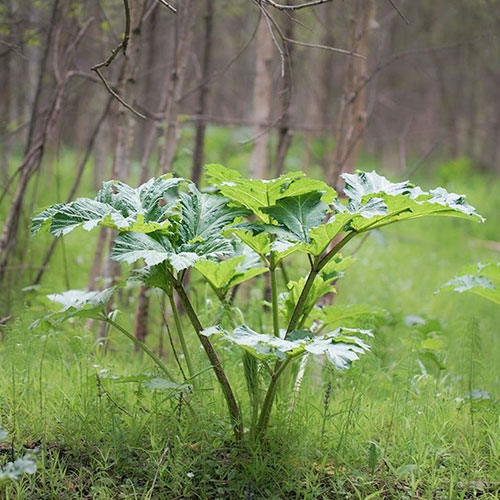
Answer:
[253,357,292,441]
[167,292,195,378]
[255,230,360,440]
[104,317,177,382]
[269,251,280,338]
[173,282,244,441]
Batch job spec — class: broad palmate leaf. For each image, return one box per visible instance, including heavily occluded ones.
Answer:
[31,175,185,236]
[205,164,335,221]
[438,262,500,306]
[31,288,117,329]
[312,304,388,330]
[111,186,248,272]
[201,324,372,370]
[335,170,484,232]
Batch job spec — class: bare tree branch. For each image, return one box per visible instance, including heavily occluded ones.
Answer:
[90,0,145,119]
[157,0,177,13]
[386,0,410,25]
[282,36,366,59]
[263,0,332,11]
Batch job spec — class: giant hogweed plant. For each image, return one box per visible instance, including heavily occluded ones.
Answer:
[31,166,483,442]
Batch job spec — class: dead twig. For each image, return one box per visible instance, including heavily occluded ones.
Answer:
[90,0,145,119]
[263,0,332,11]
[283,37,366,59]
[157,0,177,13]
[386,0,410,25]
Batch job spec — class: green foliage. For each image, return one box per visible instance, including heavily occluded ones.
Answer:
[201,324,371,370]
[31,288,116,329]
[31,175,186,236]
[31,164,483,443]
[439,262,500,305]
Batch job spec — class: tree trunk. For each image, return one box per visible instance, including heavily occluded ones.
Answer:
[157,0,195,174]
[274,6,295,177]
[0,0,61,284]
[327,0,376,188]
[191,0,214,186]
[249,15,274,179]
[97,1,147,339]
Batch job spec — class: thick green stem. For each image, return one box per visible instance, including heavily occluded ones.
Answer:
[256,231,360,440]
[174,282,244,441]
[316,230,358,273]
[167,292,195,378]
[269,251,280,338]
[254,357,292,441]
[104,317,177,382]
[285,268,318,337]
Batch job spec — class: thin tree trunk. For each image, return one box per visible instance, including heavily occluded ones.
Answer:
[157,0,195,174]
[0,0,61,283]
[191,0,214,186]
[134,285,150,347]
[274,7,295,177]
[98,1,147,339]
[34,96,113,285]
[327,0,376,188]
[249,15,274,179]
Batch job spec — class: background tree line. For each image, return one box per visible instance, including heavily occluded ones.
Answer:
[0,0,499,314]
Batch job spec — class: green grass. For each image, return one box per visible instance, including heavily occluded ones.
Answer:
[1,132,500,498]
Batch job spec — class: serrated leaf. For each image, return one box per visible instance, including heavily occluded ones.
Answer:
[177,185,248,256]
[312,304,387,330]
[438,262,500,305]
[302,214,353,256]
[230,229,271,258]
[195,256,266,293]
[32,175,186,236]
[112,188,246,273]
[261,192,329,244]
[201,325,371,369]
[206,164,335,221]
[30,288,117,328]
[111,232,199,271]
[333,171,483,234]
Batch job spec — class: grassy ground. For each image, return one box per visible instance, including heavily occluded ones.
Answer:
[1,132,499,498]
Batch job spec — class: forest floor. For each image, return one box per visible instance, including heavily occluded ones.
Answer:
[1,141,500,499]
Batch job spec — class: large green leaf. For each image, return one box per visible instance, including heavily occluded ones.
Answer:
[205,164,335,221]
[111,187,248,273]
[176,185,248,257]
[334,171,483,234]
[31,175,186,236]
[261,192,329,244]
[195,255,266,293]
[31,288,117,329]
[438,262,500,306]
[201,325,371,370]
[111,232,199,271]
[312,304,388,330]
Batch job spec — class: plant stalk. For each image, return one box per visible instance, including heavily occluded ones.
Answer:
[269,251,280,338]
[254,357,292,441]
[167,291,195,378]
[174,282,244,441]
[256,231,360,440]
[104,317,177,382]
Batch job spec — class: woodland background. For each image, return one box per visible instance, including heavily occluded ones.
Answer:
[1,1,500,305]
